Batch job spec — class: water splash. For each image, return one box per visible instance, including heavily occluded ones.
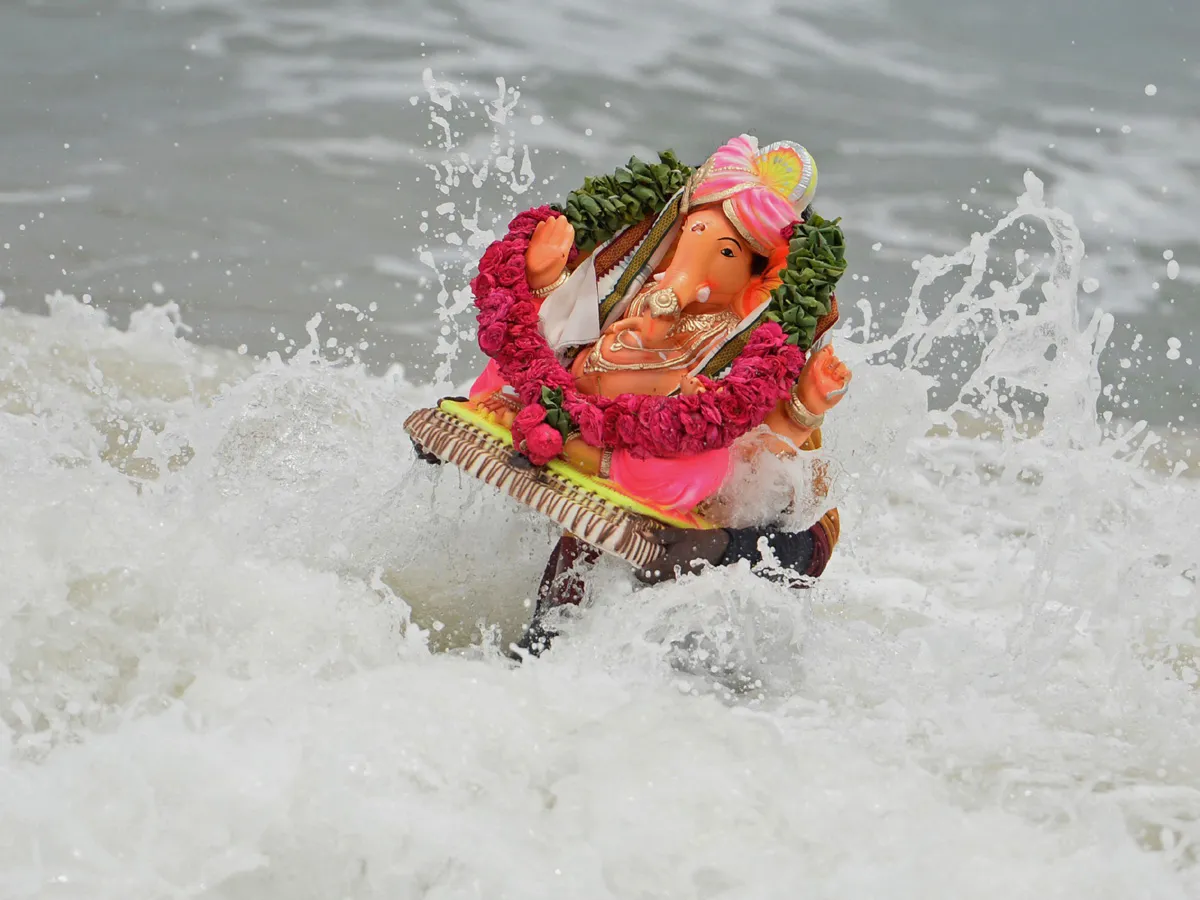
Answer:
[409,71,542,390]
[1,169,1199,895]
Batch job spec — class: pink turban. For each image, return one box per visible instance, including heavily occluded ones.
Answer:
[687,134,818,256]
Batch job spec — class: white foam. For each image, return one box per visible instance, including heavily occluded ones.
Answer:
[2,163,1199,895]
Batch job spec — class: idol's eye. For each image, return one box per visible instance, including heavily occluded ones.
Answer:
[720,247,736,258]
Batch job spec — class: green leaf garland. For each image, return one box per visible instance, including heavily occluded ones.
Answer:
[556,150,693,253]
[763,213,847,350]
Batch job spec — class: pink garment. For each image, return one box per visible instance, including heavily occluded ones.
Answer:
[607,446,731,513]
[470,359,506,397]
[471,358,730,512]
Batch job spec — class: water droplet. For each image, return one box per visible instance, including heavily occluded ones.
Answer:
[1082,277,1100,293]
[1166,260,1180,280]
[1145,84,1158,96]
[1166,338,1182,361]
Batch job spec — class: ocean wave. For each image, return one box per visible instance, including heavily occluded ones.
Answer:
[2,170,1199,895]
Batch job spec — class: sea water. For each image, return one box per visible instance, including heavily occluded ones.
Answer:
[3,130,1200,900]
[2,0,1200,896]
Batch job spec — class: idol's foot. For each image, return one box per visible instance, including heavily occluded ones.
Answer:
[472,391,520,429]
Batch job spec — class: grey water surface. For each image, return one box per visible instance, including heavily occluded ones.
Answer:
[1,0,1196,423]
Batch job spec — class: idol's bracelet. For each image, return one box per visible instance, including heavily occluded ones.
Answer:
[785,387,825,431]
[599,448,614,479]
[530,269,569,298]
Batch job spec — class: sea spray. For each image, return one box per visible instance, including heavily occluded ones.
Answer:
[410,71,541,391]
[1,174,1199,896]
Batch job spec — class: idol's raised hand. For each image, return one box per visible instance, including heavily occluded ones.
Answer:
[526,216,575,292]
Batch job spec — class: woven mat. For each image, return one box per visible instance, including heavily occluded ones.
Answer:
[405,404,678,568]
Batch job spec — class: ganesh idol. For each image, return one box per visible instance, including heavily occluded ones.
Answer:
[406,134,852,655]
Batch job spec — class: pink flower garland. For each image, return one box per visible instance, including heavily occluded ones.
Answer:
[470,206,806,466]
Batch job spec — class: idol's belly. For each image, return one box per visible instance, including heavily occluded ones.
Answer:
[569,342,688,398]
